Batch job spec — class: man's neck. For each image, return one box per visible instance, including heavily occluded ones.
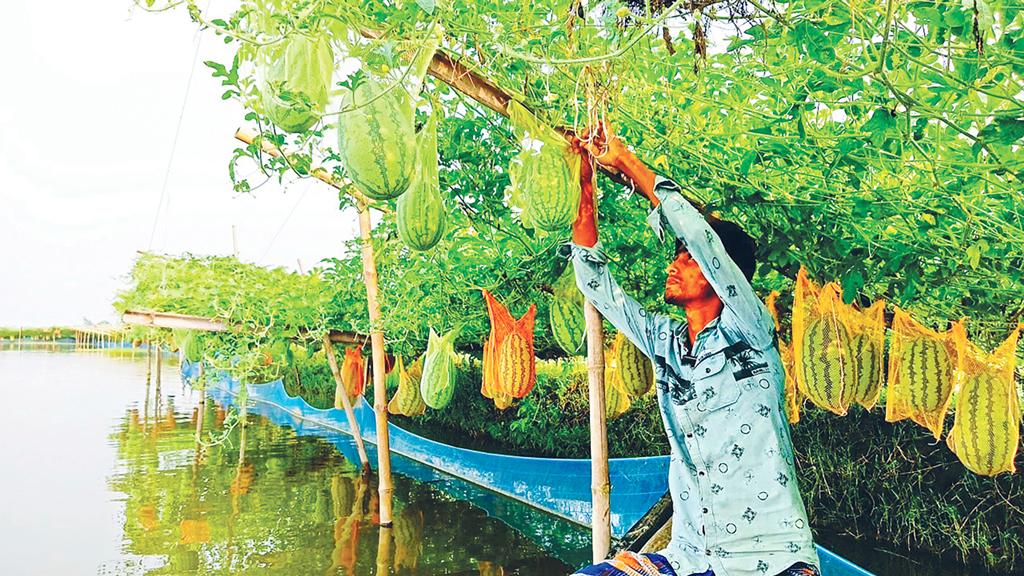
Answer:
[683,296,724,347]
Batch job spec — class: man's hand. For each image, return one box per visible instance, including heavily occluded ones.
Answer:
[575,122,633,174]
[573,123,658,206]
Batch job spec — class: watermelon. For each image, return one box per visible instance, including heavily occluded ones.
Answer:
[397,111,445,250]
[337,28,441,201]
[614,332,654,396]
[549,266,585,355]
[897,338,954,413]
[420,328,459,409]
[258,34,333,133]
[388,357,427,417]
[797,315,856,414]
[506,101,581,234]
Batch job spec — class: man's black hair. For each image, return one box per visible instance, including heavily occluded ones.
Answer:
[675,220,757,281]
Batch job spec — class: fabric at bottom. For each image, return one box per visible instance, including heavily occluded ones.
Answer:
[573,552,681,576]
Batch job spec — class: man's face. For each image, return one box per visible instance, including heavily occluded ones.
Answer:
[664,249,715,306]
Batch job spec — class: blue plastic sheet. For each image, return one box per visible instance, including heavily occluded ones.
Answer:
[186,361,875,576]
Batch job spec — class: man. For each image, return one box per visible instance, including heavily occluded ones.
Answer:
[568,127,820,576]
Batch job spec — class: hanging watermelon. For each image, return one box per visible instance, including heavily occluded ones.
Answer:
[611,332,654,396]
[388,357,427,417]
[258,33,333,133]
[482,290,537,400]
[605,349,632,419]
[341,347,366,403]
[420,328,459,409]
[397,110,446,250]
[506,101,581,233]
[337,27,441,200]
[549,266,586,355]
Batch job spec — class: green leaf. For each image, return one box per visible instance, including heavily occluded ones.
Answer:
[862,109,896,146]
[966,244,982,269]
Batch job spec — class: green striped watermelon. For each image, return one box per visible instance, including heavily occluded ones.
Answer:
[898,338,954,413]
[397,112,445,250]
[948,371,1018,476]
[549,267,585,355]
[259,34,333,134]
[420,328,459,409]
[507,101,580,234]
[338,76,416,200]
[797,316,856,414]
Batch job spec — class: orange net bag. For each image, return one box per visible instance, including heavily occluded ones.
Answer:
[946,324,1022,476]
[766,291,802,424]
[482,290,537,403]
[341,346,366,403]
[885,308,964,440]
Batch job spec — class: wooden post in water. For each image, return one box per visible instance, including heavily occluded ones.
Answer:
[323,334,371,472]
[357,201,393,526]
[584,299,611,563]
[155,337,163,390]
[146,339,153,387]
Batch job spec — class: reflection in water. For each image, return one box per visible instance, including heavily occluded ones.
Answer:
[109,371,575,575]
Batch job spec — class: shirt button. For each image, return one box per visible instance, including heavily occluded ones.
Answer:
[698,471,705,476]
[705,367,711,373]
[705,549,712,556]
[702,507,709,514]
[686,433,694,438]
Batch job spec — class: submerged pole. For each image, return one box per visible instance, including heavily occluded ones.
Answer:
[357,201,393,526]
[155,337,163,390]
[323,334,372,472]
[584,299,611,562]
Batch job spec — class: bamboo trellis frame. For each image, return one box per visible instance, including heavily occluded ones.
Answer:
[233,38,628,556]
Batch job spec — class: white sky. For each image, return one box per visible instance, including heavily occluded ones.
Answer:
[0,2,360,328]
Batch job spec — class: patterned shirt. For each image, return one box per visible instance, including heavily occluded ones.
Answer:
[570,176,819,576]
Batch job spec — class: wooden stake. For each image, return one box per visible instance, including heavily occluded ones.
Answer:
[155,338,163,390]
[584,299,611,563]
[146,339,153,387]
[323,334,371,472]
[358,201,393,526]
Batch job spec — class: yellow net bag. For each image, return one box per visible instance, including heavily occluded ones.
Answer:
[946,325,1022,476]
[766,291,802,424]
[885,308,964,440]
[842,299,886,410]
[793,268,857,415]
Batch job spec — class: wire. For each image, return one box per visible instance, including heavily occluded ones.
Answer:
[258,180,313,264]
[147,0,213,251]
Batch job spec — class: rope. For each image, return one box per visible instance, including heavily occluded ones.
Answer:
[258,180,312,264]
[147,0,213,251]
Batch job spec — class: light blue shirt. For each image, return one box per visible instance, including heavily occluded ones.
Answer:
[570,176,819,576]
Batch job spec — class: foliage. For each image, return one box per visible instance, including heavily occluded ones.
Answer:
[135,0,1023,350]
[114,253,339,382]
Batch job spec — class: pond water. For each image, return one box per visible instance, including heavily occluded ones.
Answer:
[0,347,583,575]
[0,346,1002,576]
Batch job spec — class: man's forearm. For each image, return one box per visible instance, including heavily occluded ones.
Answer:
[617,155,659,207]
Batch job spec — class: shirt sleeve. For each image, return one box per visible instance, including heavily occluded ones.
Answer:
[646,176,774,350]
[569,242,665,359]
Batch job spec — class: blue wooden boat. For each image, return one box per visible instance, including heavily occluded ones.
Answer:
[186,361,874,575]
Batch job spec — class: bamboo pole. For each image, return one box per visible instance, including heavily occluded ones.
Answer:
[155,338,163,390]
[323,334,372,472]
[358,201,393,526]
[146,339,153,386]
[584,299,611,562]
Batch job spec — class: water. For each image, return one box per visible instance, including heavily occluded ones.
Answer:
[0,346,1001,576]
[0,348,581,575]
